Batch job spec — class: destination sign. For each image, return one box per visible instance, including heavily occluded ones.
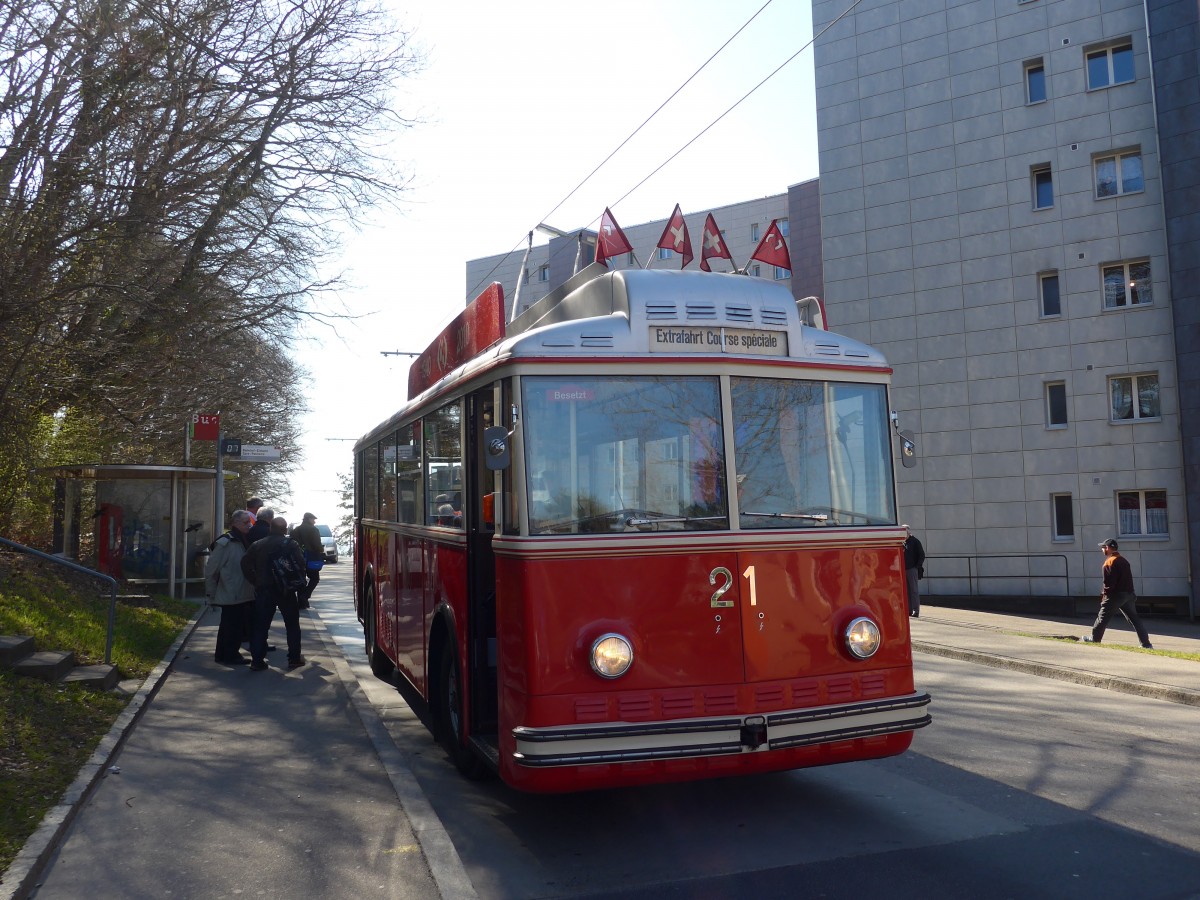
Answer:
[648,326,788,357]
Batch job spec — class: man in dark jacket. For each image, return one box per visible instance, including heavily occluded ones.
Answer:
[243,517,307,670]
[903,528,926,618]
[246,506,274,543]
[290,512,324,609]
[1083,539,1152,648]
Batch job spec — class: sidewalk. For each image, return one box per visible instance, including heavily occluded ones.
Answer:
[911,604,1200,706]
[3,595,464,900]
[4,593,1198,898]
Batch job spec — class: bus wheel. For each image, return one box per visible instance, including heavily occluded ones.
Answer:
[436,641,488,780]
[364,586,395,681]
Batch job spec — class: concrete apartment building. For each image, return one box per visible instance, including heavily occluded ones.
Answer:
[811,0,1198,614]
[462,0,1197,614]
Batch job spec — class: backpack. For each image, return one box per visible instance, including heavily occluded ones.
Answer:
[269,538,307,594]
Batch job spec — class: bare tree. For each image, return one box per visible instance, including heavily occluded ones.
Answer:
[0,0,423,541]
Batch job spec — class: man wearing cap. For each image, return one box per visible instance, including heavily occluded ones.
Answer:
[290,512,324,609]
[1084,539,1153,649]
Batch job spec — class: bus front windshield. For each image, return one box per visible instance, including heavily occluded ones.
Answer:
[731,377,895,528]
[523,376,726,534]
[521,375,897,535]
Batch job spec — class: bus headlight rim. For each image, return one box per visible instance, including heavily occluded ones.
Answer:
[844,616,881,659]
[590,633,634,679]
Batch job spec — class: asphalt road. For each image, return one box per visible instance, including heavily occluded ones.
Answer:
[316,568,1200,900]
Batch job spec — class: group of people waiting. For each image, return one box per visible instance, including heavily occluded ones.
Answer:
[203,498,327,671]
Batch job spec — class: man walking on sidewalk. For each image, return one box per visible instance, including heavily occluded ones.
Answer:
[1084,538,1153,649]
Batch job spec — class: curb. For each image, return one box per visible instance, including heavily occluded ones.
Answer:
[310,608,478,900]
[0,605,208,900]
[913,640,1200,707]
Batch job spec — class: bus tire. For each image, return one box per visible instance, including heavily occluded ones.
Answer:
[436,641,488,780]
[363,585,395,681]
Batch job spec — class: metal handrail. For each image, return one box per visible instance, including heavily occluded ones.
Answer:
[924,553,1070,597]
[0,536,119,665]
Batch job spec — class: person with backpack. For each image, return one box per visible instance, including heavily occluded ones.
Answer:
[242,516,308,671]
[204,510,255,665]
[289,512,325,609]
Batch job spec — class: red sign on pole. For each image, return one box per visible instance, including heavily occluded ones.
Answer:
[193,413,220,441]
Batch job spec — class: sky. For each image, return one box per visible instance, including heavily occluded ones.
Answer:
[279,0,821,527]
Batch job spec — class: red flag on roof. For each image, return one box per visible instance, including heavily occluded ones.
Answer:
[699,213,732,272]
[750,219,792,271]
[595,207,633,266]
[656,204,693,269]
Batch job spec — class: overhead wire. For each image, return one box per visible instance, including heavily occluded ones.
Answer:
[465,0,776,300]
[610,0,867,210]
[465,0,866,302]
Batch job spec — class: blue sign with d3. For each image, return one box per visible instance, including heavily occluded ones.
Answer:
[221,438,242,456]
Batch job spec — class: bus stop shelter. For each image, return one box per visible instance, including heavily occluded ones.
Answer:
[37,464,237,599]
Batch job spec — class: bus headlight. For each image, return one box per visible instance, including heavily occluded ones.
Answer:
[844,617,881,659]
[590,633,633,678]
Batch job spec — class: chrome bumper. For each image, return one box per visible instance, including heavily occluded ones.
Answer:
[512,692,932,767]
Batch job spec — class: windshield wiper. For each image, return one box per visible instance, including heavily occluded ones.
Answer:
[625,513,727,531]
[740,511,829,523]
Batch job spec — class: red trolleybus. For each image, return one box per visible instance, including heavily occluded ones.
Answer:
[354,264,930,793]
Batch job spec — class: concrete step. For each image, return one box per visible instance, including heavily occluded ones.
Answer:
[13,649,76,682]
[0,633,36,667]
[1,635,121,691]
[61,664,121,691]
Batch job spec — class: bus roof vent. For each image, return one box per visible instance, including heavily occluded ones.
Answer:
[725,304,753,323]
[686,302,717,319]
[814,341,842,356]
[580,333,614,348]
[844,349,871,358]
[645,301,677,320]
[761,306,788,327]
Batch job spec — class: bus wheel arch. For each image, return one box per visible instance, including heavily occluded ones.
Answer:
[431,614,488,779]
[362,578,395,681]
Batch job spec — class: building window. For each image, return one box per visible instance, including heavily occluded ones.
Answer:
[626,252,634,265]
[1094,151,1143,198]
[750,223,760,242]
[1086,42,1134,90]
[1039,272,1060,317]
[1051,493,1074,541]
[774,266,790,280]
[751,264,761,277]
[1117,489,1168,538]
[1025,59,1046,103]
[1102,260,1151,308]
[658,247,673,260]
[538,265,549,282]
[1032,166,1054,209]
[1045,382,1068,427]
[778,218,789,236]
[1109,373,1160,422]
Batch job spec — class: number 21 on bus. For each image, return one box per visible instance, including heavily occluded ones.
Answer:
[354,264,930,793]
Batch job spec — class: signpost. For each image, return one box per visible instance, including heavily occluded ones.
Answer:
[192,413,220,441]
[221,443,282,462]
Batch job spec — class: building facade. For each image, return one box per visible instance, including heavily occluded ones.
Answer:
[811,0,1197,613]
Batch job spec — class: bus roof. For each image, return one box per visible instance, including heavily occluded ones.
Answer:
[361,266,888,448]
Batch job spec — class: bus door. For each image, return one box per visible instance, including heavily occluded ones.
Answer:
[465,387,500,737]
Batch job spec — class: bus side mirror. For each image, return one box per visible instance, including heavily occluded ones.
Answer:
[899,430,917,468]
[484,426,511,470]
